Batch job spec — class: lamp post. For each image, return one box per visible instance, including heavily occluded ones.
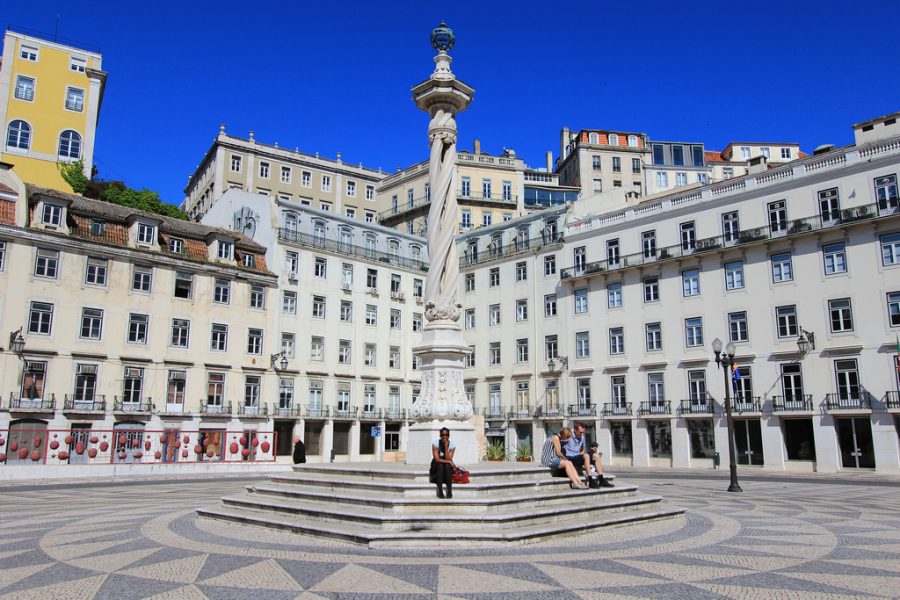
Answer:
[712,337,742,493]
[547,355,568,374]
[271,350,288,372]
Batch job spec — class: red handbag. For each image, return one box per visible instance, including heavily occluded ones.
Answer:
[451,467,470,484]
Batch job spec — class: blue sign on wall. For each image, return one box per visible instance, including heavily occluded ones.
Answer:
[371,426,381,438]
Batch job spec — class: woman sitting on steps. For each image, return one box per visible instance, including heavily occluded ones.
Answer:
[540,427,588,489]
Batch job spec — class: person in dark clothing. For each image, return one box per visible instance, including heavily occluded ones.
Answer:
[430,427,455,499]
[292,436,306,464]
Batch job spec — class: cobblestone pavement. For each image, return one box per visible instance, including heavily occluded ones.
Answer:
[0,470,899,599]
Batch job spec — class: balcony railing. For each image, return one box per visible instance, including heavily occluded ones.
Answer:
[732,396,762,413]
[272,405,303,417]
[239,404,269,416]
[884,391,900,410]
[383,409,407,421]
[9,394,56,410]
[461,232,564,268]
[333,406,359,419]
[483,407,508,420]
[560,199,899,280]
[377,195,432,222]
[567,404,597,417]
[772,395,813,412]
[678,396,716,415]
[508,407,534,419]
[537,405,564,418]
[63,395,106,411]
[277,228,429,272]
[359,408,380,420]
[602,402,632,417]
[200,401,232,415]
[638,401,671,416]
[113,399,154,413]
[458,193,518,206]
[825,393,872,411]
[305,406,329,418]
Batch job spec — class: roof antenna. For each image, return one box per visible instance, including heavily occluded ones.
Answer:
[54,15,60,42]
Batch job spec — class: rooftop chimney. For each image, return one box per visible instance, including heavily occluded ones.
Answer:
[474,139,481,155]
[546,151,553,173]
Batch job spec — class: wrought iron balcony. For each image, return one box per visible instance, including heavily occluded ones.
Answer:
[483,407,508,420]
[732,396,762,413]
[638,401,671,416]
[277,228,429,272]
[383,408,407,421]
[113,399,154,413]
[508,407,533,419]
[63,395,106,412]
[602,402,632,417]
[377,195,431,223]
[9,394,56,410]
[332,406,359,420]
[359,408,380,420]
[678,396,716,415]
[272,405,303,417]
[200,401,232,415]
[884,391,900,410]
[460,232,564,268]
[239,404,269,417]
[560,199,895,281]
[536,405,564,419]
[458,193,518,206]
[305,406,330,418]
[825,393,872,411]
[772,395,813,412]
[567,404,597,417]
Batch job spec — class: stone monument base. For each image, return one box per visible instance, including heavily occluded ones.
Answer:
[406,419,478,465]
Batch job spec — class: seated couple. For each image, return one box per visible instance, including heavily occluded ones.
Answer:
[541,423,615,490]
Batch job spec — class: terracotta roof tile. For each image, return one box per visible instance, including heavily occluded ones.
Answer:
[0,199,15,225]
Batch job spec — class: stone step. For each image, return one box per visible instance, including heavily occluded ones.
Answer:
[289,463,569,483]
[216,491,662,532]
[196,502,685,547]
[245,481,637,513]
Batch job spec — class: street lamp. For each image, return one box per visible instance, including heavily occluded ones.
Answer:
[271,350,288,372]
[797,328,815,356]
[9,328,25,356]
[711,337,742,493]
[547,355,568,373]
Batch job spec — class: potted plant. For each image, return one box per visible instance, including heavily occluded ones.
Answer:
[515,442,533,462]
[484,440,506,461]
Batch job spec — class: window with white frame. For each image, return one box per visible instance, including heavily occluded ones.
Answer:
[781,147,792,159]
[829,298,853,332]
[818,188,841,222]
[338,339,351,363]
[887,292,900,327]
[725,261,744,290]
[648,372,665,405]
[321,174,331,192]
[312,295,325,318]
[608,283,622,308]
[128,313,149,344]
[646,322,662,351]
[364,343,376,366]
[173,271,192,298]
[283,291,297,314]
[489,342,501,365]
[768,200,788,232]
[281,332,295,358]
[132,265,152,292]
[575,331,590,358]
[390,308,401,330]
[609,327,624,355]
[685,317,703,347]
[489,267,499,287]
[74,363,98,403]
[642,230,656,257]
[20,45,38,61]
[247,328,263,354]
[544,294,557,317]
[606,239,620,265]
[41,203,62,226]
[14,75,35,101]
[682,269,700,297]
[365,210,375,222]
[544,255,556,275]
[279,378,294,409]
[206,372,225,406]
[213,278,230,304]
[390,272,401,292]
[545,335,558,360]
[516,261,527,282]
[285,251,299,276]
[6,120,31,150]
[249,285,265,309]
[676,172,687,187]
[516,338,529,363]
[823,242,847,275]
[230,155,242,172]
[258,161,269,178]
[729,311,748,343]
[389,346,401,369]
[483,179,493,198]
[28,301,53,334]
[771,252,793,282]
[171,319,190,348]
[366,268,378,288]
[34,248,59,278]
[281,166,291,183]
[122,367,144,404]
[217,240,233,260]
[310,337,324,361]
[83,257,106,286]
[412,312,422,332]
[680,221,696,250]
[776,305,798,338]
[301,171,311,187]
[210,323,228,350]
[516,299,528,321]
[365,185,374,201]
[465,308,475,329]
[881,233,900,265]
[340,299,352,322]
[465,346,475,368]
[365,304,377,325]
[0,241,5,270]
[577,378,592,411]
[308,379,322,410]
[643,277,660,302]
[489,303,501,326]
[875,175,898,210]
[314,257,327,278]
[465,273,475,292]
[80,308,103,340]
[137,223,156,245]
[656,172,668,188]
[574,246,586,271]
[575,288,588,313]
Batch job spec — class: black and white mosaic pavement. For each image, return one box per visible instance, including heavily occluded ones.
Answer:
[1,469,898,599]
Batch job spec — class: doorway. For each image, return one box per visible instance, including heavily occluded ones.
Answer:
[273,420,294,457]
[733,419,764,465]
[836,417,875,468]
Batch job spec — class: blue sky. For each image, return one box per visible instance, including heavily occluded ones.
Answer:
[5,1,899,206]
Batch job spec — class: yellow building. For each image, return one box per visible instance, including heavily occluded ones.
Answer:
[0,28,106,191]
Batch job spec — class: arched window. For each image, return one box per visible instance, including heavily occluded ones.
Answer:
[284,211,299,233]
[6,120,31,150]
[628,135,638,148]
[58,130,82,159]
[388,239,400,256]
[313,220,326,242]
[608,133,619,146]
[588,132,599,145]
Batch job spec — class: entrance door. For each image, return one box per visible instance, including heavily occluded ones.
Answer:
[837,417,875,468]
[733,419,764,465]
[273,421,294,457]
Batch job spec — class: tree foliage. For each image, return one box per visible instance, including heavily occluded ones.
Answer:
[58,161,188,220]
